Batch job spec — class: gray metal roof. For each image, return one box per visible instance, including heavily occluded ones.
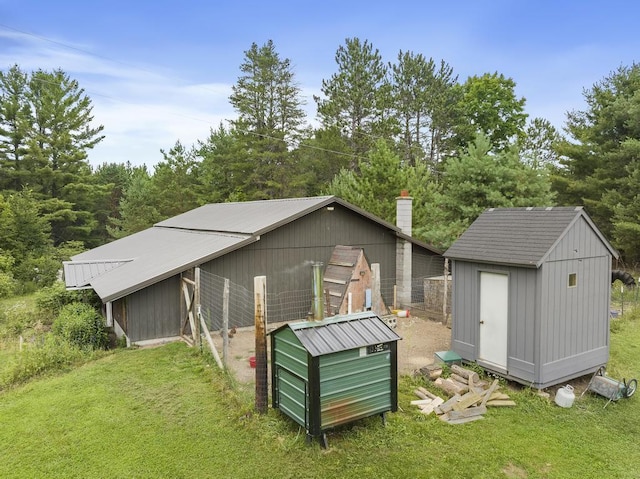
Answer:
[284,312,401,357]
[63,259,132,289]
[68,227,253,301]
[64,196,441,303]
[156,196,336,234]
[444,206,618,267]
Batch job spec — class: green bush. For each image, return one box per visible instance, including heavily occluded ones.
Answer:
[0,335,90,389]
[35,282,82,324]
[52,302,107,350]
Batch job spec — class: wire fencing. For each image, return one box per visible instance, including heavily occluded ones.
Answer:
[199,269,450,333]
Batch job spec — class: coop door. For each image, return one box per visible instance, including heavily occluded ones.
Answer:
[479,272,508,371]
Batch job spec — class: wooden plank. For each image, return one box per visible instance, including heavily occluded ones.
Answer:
[414,389,429,400]
[481,379,500,406]
[447,405,487,420]
[437,394,461,414]
[486,400,516,407]
[199,311,223,369]
[417,387,438,400]
[489,392,511,401]
[452,392,483,411]
[411,399,433,406]
[419,397,444,415]
[329,261,355,267]
[445,415,485,425]
[324,277,347,284]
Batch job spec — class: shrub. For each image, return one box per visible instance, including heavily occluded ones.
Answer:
[52,302,107,350]
[0,301,35,339]
[0,335,90,390]
[35,282,82,324]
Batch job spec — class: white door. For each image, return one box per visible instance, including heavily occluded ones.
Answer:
[479,272,508,370]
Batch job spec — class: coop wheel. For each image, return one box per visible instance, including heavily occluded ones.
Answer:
[596,366,606,376]
[625,379,637,398]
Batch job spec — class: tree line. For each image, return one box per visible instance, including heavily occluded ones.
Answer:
[1,37,639,295]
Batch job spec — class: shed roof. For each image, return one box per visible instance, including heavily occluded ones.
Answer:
[273,312,401,357]
[444,206,618,267]
[65,196,440,302]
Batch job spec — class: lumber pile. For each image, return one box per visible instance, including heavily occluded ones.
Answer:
[411,365,516,424]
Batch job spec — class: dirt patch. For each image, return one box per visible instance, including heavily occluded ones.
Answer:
[211,313,451,383]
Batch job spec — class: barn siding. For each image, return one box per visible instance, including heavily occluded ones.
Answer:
[125,275,181,342]
[199,204,441,325]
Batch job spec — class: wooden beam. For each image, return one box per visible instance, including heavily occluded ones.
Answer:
[452,391,483,411]
[199,310,223,369]
[481,379,500,407]
[447,405,486,420]
[323,277,347,284]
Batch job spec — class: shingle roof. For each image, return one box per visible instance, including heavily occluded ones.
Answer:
[65,196,440,302]
[444,206,617,267]
[282,312,401,357]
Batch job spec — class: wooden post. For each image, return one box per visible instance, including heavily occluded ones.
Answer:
[254,276,268,414]
[198,307,223,369]
[393,285,397,311]
[372,263,382,315]
[194,266,202,349]
[222,278,230,367]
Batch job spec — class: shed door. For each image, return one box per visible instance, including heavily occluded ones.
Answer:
[479,272,508,370]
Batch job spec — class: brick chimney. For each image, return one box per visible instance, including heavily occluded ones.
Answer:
[396,190,412,308]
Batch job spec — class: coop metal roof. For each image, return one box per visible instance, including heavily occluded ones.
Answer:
[444,206,618,267]
[64,196,439,303]
[283,312,401,357]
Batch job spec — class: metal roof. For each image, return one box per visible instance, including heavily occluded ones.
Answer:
[156,196,336,234]
[64,196,441,303]
[63,259,132,289]
[444,206,618,267]
[282,312,401,357]
[68,228,253,301]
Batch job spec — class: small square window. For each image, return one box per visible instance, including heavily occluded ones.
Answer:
[568,273,577,288]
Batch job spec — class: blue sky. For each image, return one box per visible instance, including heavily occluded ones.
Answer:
[1,0,639,169]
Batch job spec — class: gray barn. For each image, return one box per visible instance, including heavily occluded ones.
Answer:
[444,207,618,389]
[64,196,442,345]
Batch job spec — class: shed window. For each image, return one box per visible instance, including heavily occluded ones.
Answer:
[568,273,577,288]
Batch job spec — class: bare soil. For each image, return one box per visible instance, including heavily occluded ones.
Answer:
[211,313,451,383]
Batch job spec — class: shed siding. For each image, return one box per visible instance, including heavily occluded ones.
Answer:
[450,260,478,358]
[539,255,610,382]
[506,266,537,381]
[451,260,537,382]
[125,275,181,342]
[546,217,611,262]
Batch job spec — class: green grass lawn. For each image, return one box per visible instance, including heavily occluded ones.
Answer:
[1,312,639,478]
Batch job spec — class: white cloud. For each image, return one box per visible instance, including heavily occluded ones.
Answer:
[0,28,237,168]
